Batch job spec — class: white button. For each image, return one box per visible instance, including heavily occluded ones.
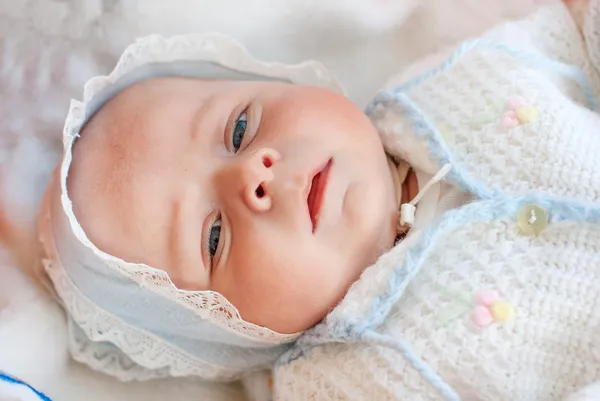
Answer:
[516,204,549,236]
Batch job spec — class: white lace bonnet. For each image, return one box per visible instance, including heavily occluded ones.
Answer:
[38,33,344,381]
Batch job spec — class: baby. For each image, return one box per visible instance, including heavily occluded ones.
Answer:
[65,76,399,336]
[28,0,600,400]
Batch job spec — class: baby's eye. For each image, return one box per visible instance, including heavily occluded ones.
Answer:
[208,217,221,260]
[232,112,247,152]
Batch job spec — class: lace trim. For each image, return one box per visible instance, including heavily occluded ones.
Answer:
[67,318,173,382]
[79,33,343,108]
[58,33,342,345]
[44,257,242,381]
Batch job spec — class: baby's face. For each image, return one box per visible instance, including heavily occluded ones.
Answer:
[68,77,397,334]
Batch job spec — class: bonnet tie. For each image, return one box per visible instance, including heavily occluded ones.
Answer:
[399,163,452,231]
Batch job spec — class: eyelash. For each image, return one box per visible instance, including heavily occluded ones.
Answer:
[208,216,221,263]
[231,111,247,152]
[208,110,252,266]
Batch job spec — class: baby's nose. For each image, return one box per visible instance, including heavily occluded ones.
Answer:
[240,148,280,213]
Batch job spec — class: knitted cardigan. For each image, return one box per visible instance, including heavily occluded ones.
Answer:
[273,3,600,400]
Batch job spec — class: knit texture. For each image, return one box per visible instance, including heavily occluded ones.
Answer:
[277,213,600,400]
[274,3,600,400]
[585,0,600,78]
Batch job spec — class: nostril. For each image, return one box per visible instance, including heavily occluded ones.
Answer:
[256,184,265,198]
[262,156,273,168]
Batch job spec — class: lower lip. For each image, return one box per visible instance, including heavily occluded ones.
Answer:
[307,158,333,233]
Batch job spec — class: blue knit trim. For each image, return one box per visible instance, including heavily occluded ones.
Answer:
[353,197,600,401]
[365,38,600,199]
[356,39,600,333]
[0,372,52,401]
[388,93,497,199]
[365,38,599,114]
[362,330,461,401]
[347,37,600,396]
[352,195,600,335]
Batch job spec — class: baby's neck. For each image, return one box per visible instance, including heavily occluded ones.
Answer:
[386,155,418,209]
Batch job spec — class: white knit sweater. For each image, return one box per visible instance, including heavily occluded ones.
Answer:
[273,2,600,400]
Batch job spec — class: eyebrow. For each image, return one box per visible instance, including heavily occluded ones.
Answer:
[167,194,212,283]
[189,93,218,143]
[167,196,185,273]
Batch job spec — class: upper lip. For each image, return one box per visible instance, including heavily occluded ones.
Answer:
[306,158,333,233]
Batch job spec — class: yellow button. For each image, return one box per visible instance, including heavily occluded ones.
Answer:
[516,106,539,124]
[516,204,549,236]
[491,301,515,323]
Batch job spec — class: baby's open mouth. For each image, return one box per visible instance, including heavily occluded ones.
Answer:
[307,158,333,233]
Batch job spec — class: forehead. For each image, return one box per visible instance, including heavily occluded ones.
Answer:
[71,79,220,193]
[83,77,334,152]
[78,79,230,160]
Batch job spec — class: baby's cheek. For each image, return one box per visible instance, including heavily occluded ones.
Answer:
[255,259,339,332]
[217,219,357,333]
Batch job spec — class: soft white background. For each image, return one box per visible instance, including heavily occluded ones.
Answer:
[0,1,542,400]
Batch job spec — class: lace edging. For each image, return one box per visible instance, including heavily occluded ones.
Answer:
[44,257,242,381]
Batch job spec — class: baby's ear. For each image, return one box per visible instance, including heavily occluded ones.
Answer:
[0,202,14,251]
[0,137,58,283]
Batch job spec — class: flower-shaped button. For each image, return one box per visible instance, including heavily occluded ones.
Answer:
[471,289,515,327]
[500,96,539,128]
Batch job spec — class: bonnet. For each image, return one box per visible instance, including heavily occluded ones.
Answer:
[37,33,344,382]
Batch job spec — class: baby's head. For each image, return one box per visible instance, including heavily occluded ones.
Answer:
[70,77,397,333]
[40,34,398,379]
